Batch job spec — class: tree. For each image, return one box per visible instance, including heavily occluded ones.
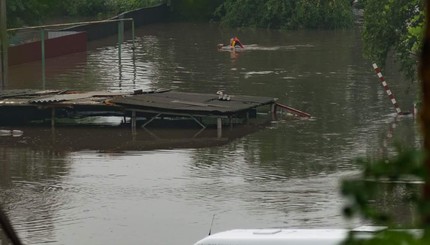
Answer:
[361,0,424,81]
[7,0,57,28]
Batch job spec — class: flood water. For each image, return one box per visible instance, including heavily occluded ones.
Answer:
[0,23,422,244]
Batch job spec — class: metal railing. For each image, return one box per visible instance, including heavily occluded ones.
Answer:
[2,18,135,89]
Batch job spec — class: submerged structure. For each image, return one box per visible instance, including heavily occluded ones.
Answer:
[0,89,279,137]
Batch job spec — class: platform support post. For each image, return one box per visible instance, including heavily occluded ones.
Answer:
[217,117,222,138]
[51,108,55,128]
[41,29,46,89]
[131,110,136,131]
[271,103,277,113]
[229,116,233,130]
[271,103,277,120]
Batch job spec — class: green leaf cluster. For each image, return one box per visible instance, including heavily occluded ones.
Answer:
[342,147,424,222]
[7,0,54,27]
[343,230,428,245]
[341,146,430,243]
[362,0,424,81]
[216,0,354,29]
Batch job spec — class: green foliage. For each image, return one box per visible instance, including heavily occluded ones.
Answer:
[342,148,424,223]
[343,230,428,245]
[340,3,427,243]
[354,0,366,9]
[216,0,354,29]
[7,0,56,28]
[6,0,165,28]
[57,0,164,17]
[56,0,108,17]
[362,0,424,81]
[341,146,430,243]
[169,0,224,21]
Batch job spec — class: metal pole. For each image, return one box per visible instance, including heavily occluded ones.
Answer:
[131,110,136,135]
[0,0,7,89]
[217,117,222,138]
[131,20,136,86]
[41,29,46,89]
[372,63,403,115]
[118,19,124,66]
[229,116,233,130]
[132,20,135,51]
[8,18,135,32]
[271,103,277,121]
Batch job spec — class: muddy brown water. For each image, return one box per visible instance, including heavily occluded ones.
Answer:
[0,23,421,244]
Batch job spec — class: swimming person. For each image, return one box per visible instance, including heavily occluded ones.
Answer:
[230,37,244,48]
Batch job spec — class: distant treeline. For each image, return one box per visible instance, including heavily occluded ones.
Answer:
[169,0,353,29]
[8,0,353,30]
[216,0,354,29]
[8,0,164,28]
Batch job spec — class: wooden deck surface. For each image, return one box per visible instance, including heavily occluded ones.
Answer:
[111,91,276,115]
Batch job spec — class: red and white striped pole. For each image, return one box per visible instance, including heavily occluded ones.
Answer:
[380,116,399,157]
[372,63,402,115]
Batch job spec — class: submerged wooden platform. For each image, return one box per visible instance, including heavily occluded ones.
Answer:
[0,89,277,136]
[112,91,275,116]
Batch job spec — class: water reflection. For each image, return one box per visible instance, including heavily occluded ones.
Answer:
[0,124,268,153]
[0,147,71,244]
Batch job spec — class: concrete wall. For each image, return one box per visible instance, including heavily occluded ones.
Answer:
[9,32,87,66]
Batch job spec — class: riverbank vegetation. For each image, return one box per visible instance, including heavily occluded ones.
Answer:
[8,0,355,30]
[216,0,354,29]
[7,0,164,28]
[361,0,424,81]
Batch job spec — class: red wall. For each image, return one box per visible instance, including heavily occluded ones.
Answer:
[8,32,87,66]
